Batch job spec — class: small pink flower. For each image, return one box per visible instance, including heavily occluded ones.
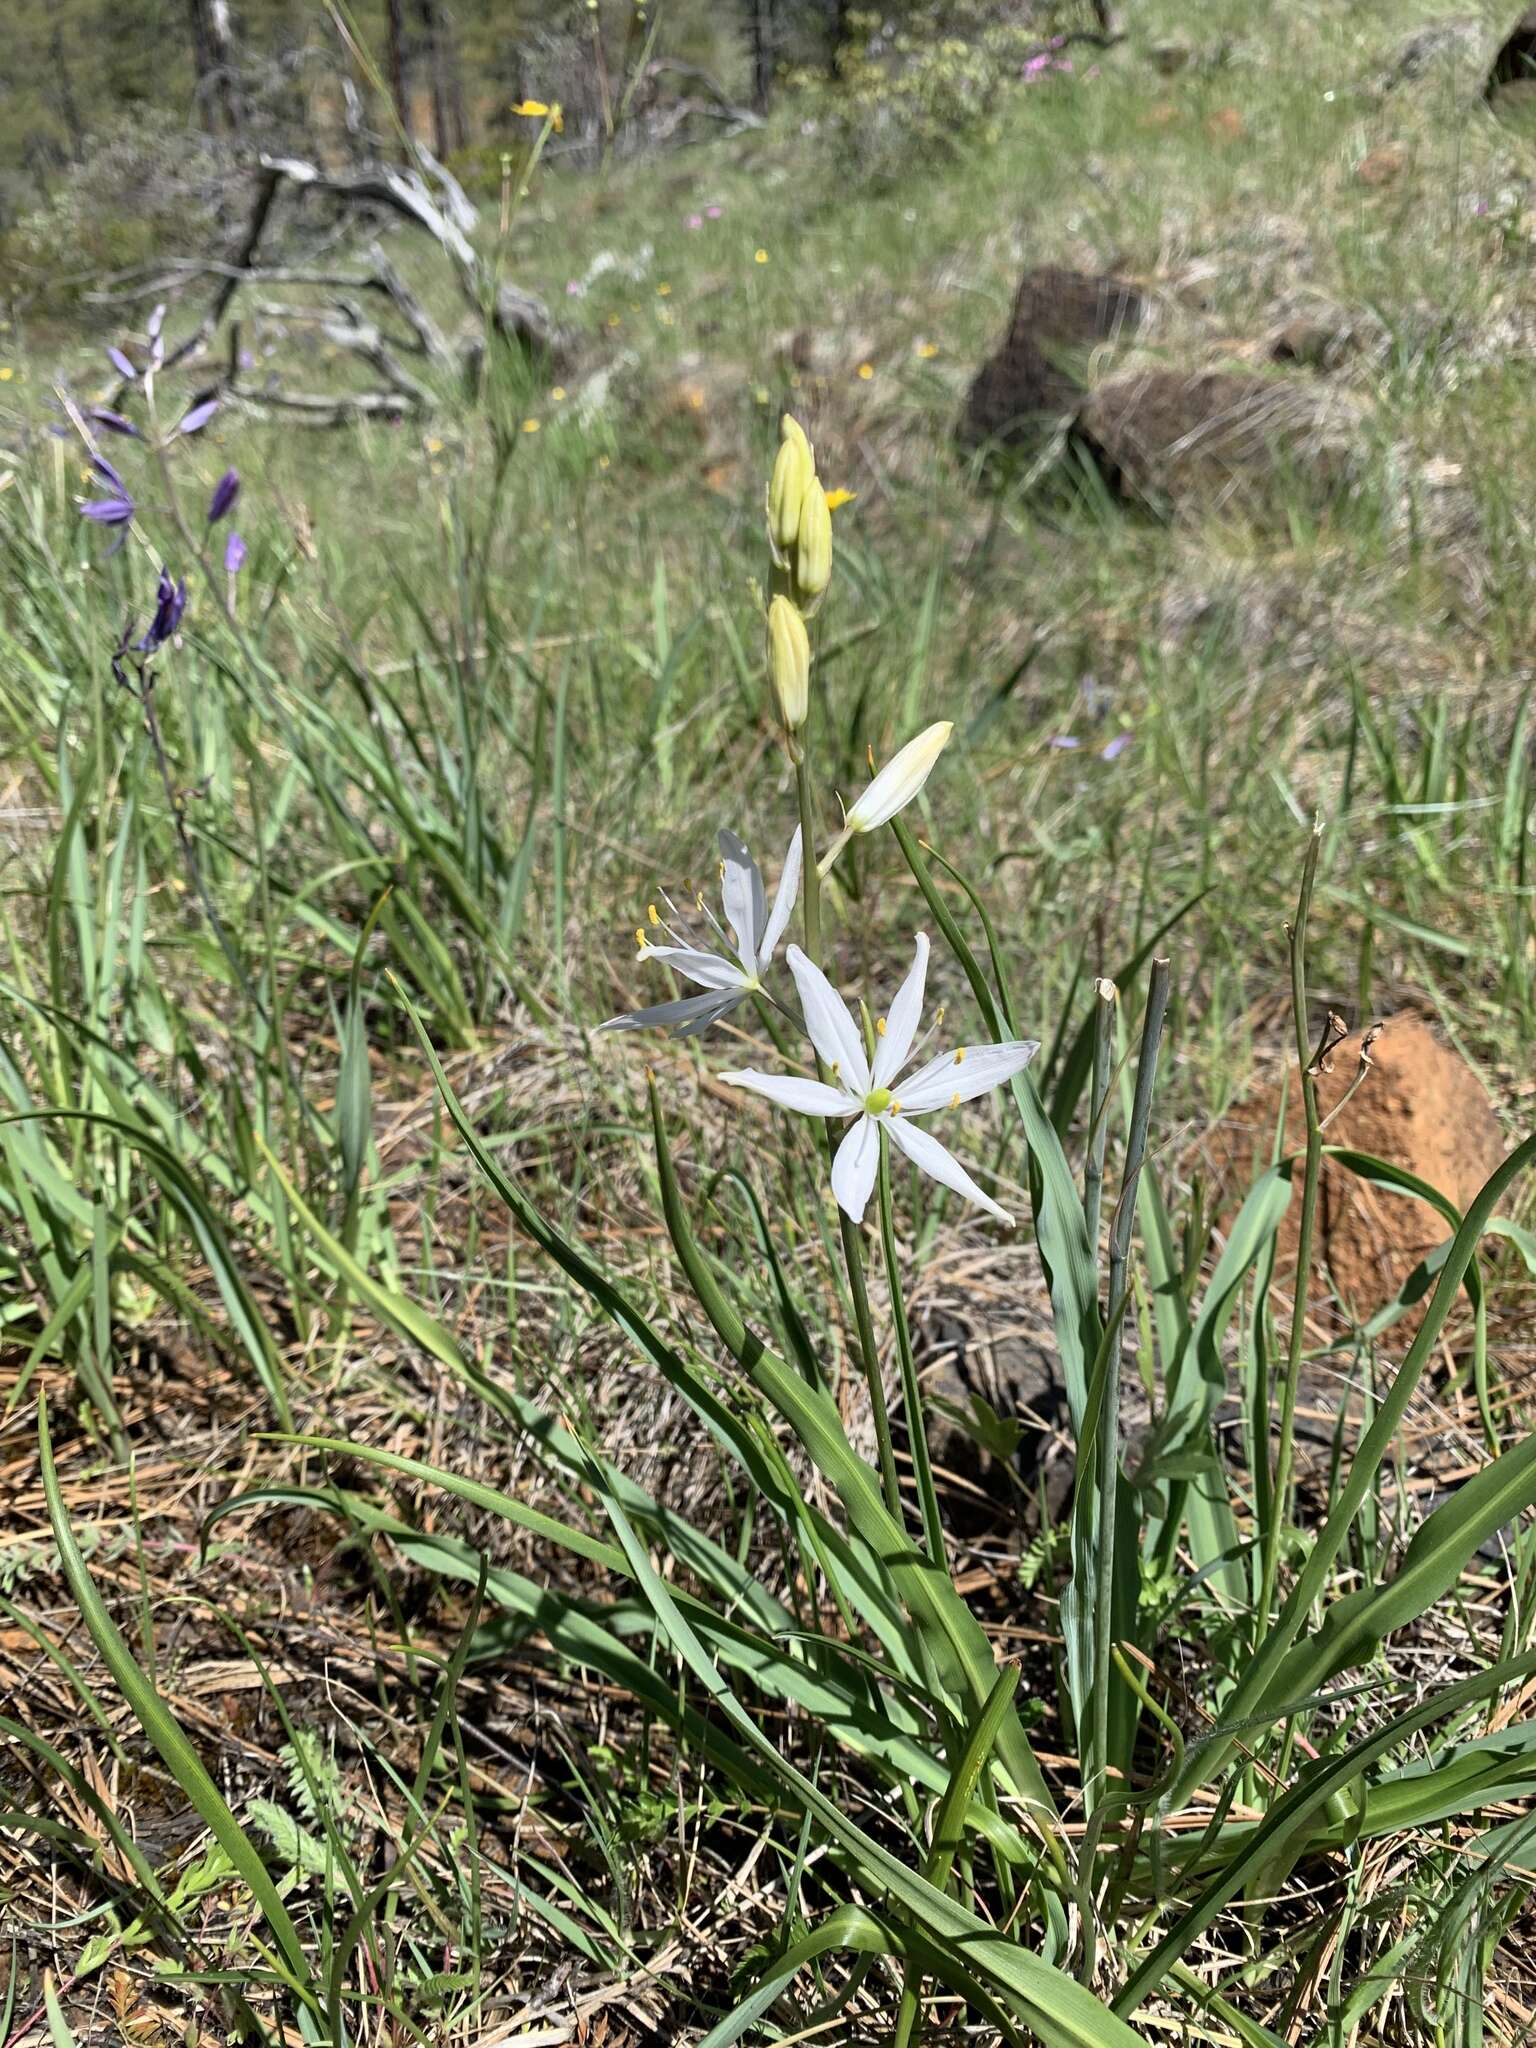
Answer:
[705,203,723,219]
[566,280,583,296]
[686,213,703,229]
[1025,52,1050,76]
[1055,57,1074,72]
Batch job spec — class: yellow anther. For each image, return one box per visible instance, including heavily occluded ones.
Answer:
[950,1091,961,1109]
[875,1017,887,1037]
[954,1048,965,1064]
[889,1099,901,1115]
[647,903,660,926]
[830,1062,840,1079]
[635,927,648,949]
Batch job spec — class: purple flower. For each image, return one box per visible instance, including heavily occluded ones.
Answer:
[1047,734,1082,750]
[685,213,703,229]
[90,450,129,492]
[224,531,247,575]
[1025,52,1051,76]
[1101,733,1133,761]
[134,568,188,653]
[107,346,138,381]
[80,495,136,526]
[206,468,240,525]
[86,406,141,438]
[705,203,723,218]
[177,396,219,437]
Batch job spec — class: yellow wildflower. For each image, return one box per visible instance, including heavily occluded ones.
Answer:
[754,248,769,264]
[856,362,874,381]
[824,488,857,511]
[512,99,564,133]
[522,417,541,434]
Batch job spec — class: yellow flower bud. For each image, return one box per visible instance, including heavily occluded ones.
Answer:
[767,430,813,559]
[768,595,811,732]
[792,475,833,611]
[781,413,813,463]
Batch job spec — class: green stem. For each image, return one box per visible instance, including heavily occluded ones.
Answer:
[1257,824,1324,1635]
[1090,961,1169,1817]
[877,1130,945,1566]
[795,746,904,1525]
[1084,977,1116,1258]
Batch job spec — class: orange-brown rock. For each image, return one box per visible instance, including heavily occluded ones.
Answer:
[1358,143,1409,187]
[1210,1014,1506,1330]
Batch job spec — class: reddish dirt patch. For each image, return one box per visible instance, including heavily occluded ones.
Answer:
[1211,1014,1506,1330]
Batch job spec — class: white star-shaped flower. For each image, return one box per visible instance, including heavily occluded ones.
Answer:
[602,827,802,1038]
[720,935,1039,1224]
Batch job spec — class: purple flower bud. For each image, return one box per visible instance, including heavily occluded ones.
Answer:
[90,450,129,492]
[206,468,240,526]
[107,346,138,381]
[86,406,141,438]
[224,530,247,575]
[1047,734,1081,750]
[135,568,188,652]
[80,495,136,525]
[177,397,219,437]
[1100,733,1134,761]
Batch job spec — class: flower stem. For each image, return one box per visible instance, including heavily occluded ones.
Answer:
[795,746,904,1524]
[1257,822,1326,1635]
[1089,959,1169,1821]
[878,1130,945,1567]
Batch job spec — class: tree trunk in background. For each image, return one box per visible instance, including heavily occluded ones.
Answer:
[49,27,85,160]
[746,0,775,112]
[417,0,469,155]
[824,0,849,78]
[186,0,218,131]
[186,0,241,133]
[385,0,412,140]
[207,0,243,133]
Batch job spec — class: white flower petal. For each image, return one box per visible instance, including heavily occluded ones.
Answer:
[757,826,802,968]
[640,945,747,993]
[601,990,742,1035]
[717,832,762,967]
[831,1115,880,1223]
[786,946,871,1095]
[873,932,929,1088]
[718,1070,859,1118]
[885,1115,1014,1226]
[897,1039,1041,1112]
[842,721,954,837]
